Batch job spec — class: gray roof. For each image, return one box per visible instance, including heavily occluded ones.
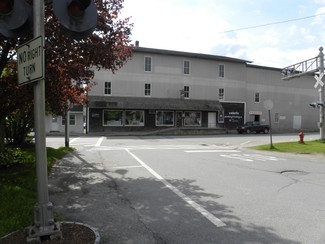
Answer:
[133,47,251,64]
[89,96,223,111]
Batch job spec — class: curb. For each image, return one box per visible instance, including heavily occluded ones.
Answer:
[60,221,101,244]
[0,221,101,244]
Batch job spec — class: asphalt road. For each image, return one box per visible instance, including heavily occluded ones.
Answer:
[47,133,325,244]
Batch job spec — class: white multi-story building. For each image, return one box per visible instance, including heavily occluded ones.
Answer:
[83,44,319,135]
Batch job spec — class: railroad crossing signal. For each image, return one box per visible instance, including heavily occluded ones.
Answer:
[0,0,98,39]
[0,0,32,38]
[53,0,97,40]
[314,72,325,89]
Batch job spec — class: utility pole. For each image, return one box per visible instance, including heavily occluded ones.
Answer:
[27,0,62,241]
[0,0,98,240]
[282,47,325,140]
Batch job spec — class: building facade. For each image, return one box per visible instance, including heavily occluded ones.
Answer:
[84,46,320,134]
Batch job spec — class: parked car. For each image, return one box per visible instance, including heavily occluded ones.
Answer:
[236,121,270,134]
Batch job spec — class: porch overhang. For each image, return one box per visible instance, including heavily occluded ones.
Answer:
[88,96,223,111]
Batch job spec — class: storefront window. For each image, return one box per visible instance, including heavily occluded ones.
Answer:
[184,111,201,126]
[156,111,174,126]
[125,110,144,126]
[103,110,123,126]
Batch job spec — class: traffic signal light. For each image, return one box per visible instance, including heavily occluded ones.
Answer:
[53,0,97,40]
[310,102,317,108]
[0,0,32,38]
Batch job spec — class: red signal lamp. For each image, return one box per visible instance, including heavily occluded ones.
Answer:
[0,0,13,15]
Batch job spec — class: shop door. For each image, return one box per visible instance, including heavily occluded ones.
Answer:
[208,112,216,128]
[51,116,59,131]
[176,111,183,127]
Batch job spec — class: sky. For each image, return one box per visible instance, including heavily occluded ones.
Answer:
[120,0,325,68]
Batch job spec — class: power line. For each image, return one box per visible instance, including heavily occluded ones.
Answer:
[222,12,325,33]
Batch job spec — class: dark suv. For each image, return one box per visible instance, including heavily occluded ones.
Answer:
[236,121,270,134]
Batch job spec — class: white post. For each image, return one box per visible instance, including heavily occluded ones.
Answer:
[318,47,325,140]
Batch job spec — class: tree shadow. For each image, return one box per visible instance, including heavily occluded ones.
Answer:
[49,151,300,244]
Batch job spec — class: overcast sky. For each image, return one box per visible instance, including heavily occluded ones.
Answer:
[120,0,325,68]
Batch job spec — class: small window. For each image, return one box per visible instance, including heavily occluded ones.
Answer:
[145,83,151,96]
[62,114,76,126]
[156,111,174,126]
[218,64,225,78]
[144,56,152,72]
[255,92,260,103]
[184,86,189,98]
[103,110,123,126]
[125,110,144,126]
[184,111,201,126]
[104,82,111,95]
[218,88,225,100]
[275,113,279,123]
[183,60,190,75]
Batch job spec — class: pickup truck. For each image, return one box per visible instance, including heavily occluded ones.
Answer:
[236,121,270,134]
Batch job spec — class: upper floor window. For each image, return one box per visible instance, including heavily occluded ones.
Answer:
[255,92,260,103]
[183,60,190,75]
[218,64,225,78]
[218,88,225,100]
[144,56,152,72]
[104,81,112,95]
[184,86,190,98]
[145,83,151,96]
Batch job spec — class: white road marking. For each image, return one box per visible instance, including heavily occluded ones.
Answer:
[113,165,143,169]
[220,154,285,162]
[125,148,226,228]
[185,149,240,153]
[69,137,80,144]
[221,154,254,162]
[95,137,105,147]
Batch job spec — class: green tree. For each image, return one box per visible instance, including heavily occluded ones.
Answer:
[0,0,133,150]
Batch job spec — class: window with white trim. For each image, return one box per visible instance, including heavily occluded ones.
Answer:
[183,60,190,75]
[144,56,152,72]
[218,64,225,78]
[218,88,225,100]
[104,82,112,95]
[144,83,151,96]
[62,114,76,126]
[255,92,260,103]
[184,86,189,98]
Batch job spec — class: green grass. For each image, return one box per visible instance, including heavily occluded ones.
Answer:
[0,146,73,237]
[253,140,325,154]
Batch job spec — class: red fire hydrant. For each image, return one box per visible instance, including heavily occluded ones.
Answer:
[298,131,304,144]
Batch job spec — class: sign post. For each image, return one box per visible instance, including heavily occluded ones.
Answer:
[26,0,62,242]
[264,100,274,148]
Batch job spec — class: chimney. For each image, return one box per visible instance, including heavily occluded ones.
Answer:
[135,40,139,47]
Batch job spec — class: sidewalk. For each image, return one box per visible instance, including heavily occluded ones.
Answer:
[48,151,161,244]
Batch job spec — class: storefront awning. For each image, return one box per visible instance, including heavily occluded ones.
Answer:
[89,96,223,111]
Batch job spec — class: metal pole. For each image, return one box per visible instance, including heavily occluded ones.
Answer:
[65,109,70,147]
[27,0,62,241]
[268,109,273,148]
[318,47,325,140]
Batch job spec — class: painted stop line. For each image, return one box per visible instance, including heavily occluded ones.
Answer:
[220,154,284,162]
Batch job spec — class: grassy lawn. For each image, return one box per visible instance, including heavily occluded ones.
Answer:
[0,146,72,237]
[253,140,325,154]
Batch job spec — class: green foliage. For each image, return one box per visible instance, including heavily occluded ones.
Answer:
[0,146,73,237]
[0,147,35,168]
[253,140,325,154]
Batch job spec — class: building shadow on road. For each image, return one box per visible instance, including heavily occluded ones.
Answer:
[49,151,300,244]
